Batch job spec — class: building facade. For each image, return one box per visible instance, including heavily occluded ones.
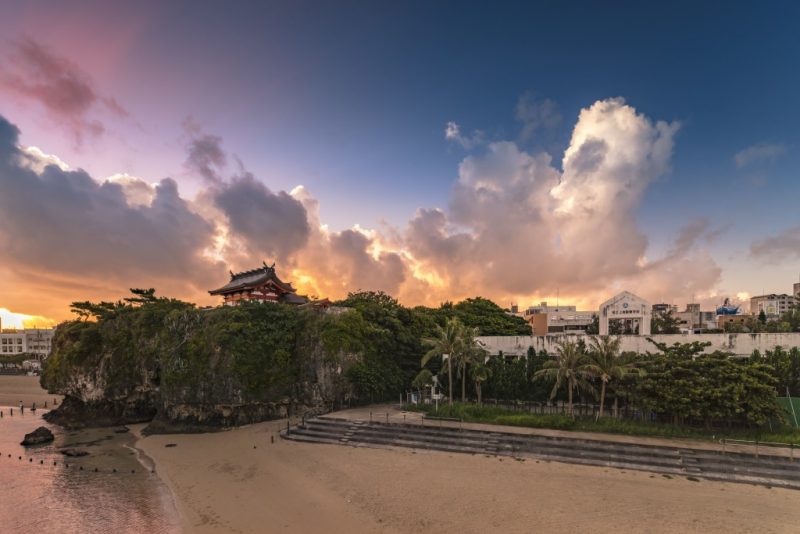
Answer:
[599,291,651,336]
[750,294,794,318]
[0,328,55,359]
[527,310,596,336]
[674,303,718,333]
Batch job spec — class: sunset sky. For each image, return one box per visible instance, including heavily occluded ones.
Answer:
[1,1,799,328]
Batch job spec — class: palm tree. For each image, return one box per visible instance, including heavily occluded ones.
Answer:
[471,360,491,406]
[533,340,593,416]
[421,317,464,405]
[454,325,483,402]
[584,336,643,418]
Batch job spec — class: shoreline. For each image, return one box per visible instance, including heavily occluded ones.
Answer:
[129,424,186,531]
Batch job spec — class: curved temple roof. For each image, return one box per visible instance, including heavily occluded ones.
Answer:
[209,262,295,296]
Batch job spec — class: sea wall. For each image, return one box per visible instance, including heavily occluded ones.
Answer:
[476,333,800,357]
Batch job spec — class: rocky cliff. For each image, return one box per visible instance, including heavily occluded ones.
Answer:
[42,300,359,432]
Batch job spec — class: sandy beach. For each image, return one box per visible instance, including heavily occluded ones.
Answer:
[139,420,800,534]
[0,374,62,408]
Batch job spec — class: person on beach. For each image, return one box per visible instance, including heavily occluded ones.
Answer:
[19,401,23,414]
[32,402,36,413]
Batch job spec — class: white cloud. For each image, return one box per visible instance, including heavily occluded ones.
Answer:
[734,142,785,168]
[17,145,70,173]
[444,121,485,149]
[406,98,720,307]
[106,173,156,207]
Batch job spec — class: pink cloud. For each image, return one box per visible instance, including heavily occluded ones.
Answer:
[0,37,128,145]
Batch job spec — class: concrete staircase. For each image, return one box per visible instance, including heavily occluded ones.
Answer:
[283,416,800,490]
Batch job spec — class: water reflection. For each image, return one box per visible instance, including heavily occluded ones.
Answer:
[0,407,180,533]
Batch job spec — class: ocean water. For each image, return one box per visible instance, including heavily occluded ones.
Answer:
[0,406,181,533]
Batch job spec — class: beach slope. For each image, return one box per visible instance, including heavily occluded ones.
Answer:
[139,420,800,534]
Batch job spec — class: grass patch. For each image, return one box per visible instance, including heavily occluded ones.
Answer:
[404,402,800,445]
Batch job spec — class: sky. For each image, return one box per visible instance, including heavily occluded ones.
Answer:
[1,0,799,328]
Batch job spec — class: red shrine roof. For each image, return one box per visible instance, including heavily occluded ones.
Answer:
[209,262,329,307]
[209,262,296,296]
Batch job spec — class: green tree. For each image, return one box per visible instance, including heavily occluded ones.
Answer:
[471,360,492,405]
[533,341,594,416]
[645,338,711,359]
[421,317,465,405]
[758,309,767,324]
[452,297,531,335]
[584,336,643,418]
[651,311,681,334]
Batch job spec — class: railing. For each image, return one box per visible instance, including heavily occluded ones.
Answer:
[720,438,796,460]
[421,415,463,430]
[369,411,391,424]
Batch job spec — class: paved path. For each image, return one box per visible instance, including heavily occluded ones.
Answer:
[328,404,797,459]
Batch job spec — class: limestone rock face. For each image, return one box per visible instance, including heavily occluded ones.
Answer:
[41,305,359,433]
[21,426,54,446]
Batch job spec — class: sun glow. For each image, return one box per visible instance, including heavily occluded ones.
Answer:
[0,308,56,330]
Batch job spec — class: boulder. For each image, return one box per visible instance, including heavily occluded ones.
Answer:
[59,448,89,457]
[21,426,54,446]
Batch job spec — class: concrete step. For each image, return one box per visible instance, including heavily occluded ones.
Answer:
[287,418,800,490]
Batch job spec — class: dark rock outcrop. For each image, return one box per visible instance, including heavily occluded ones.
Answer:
[21,426,54,446]
[59,448,89,457]
[43,395,156,430]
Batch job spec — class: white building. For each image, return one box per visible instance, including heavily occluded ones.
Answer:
[599,291,651,336]
[0,328,55,359]
[477,332,800,358]
[750,294,794,318]
[0,332,25,355]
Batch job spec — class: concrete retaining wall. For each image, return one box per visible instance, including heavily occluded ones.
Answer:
[476,333,800,357]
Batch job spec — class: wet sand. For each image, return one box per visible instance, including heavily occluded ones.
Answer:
[0,387,179,533]
[0,374,62,408]
[139,420,800,534]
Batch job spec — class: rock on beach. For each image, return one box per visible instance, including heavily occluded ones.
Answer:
[21,426,54,446]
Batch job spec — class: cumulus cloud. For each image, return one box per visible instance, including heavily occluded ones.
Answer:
[750,225,800,261]
[106,173,156,206]
[17,145,70,173]
[734,142,785,168]
[0,115,223,315]
[286,186,407,299]
[0,97,727,318]
[212,173,310,262]
[406,98,719,307]
[0,37,126,144]
[444,121,485,149]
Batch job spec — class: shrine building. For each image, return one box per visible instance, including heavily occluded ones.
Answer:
[209,262,328,307]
